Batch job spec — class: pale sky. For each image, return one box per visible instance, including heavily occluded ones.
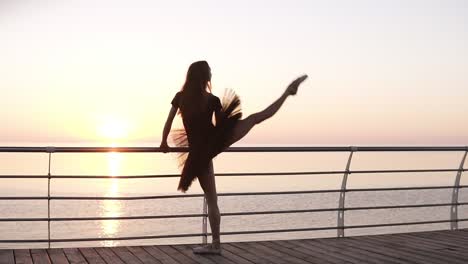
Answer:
[1,0,467,146]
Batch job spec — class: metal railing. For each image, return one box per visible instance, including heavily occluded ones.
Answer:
[0,146,467,247]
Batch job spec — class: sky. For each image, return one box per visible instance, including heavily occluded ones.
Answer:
[1,0,467,146]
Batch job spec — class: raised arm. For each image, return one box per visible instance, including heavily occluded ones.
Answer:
[160,106,178,152]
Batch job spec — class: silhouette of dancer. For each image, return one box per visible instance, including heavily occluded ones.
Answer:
[160,61,307,254]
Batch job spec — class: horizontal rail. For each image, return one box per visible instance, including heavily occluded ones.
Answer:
[1,185,467,200]
[1,146,467,153]
[0,232,205,243]
[2,202,468,222]
[2,218,467,243]
[1,168,466,179]
[1,145,467,245]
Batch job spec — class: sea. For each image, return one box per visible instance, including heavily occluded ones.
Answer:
[0,146,467,249]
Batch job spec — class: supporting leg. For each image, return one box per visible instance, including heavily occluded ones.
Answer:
[196,161,221,253]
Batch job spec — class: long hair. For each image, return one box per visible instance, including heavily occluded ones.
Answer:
[179,61,212,117]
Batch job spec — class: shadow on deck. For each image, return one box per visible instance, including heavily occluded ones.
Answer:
[1,229,467,264]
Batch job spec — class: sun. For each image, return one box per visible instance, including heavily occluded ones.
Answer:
[97,116,129,142]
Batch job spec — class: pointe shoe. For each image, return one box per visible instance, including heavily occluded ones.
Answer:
[287,74,308,95]
[192,244,222,255]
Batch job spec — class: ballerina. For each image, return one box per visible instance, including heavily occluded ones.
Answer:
[160,60,307,254]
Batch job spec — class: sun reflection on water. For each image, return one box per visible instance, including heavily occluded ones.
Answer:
[101,151,123,247]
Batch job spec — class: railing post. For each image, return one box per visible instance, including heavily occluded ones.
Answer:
[46,146,55,249]
[338,147,356,238]
[202,196,208,244]
[450,149,467,230]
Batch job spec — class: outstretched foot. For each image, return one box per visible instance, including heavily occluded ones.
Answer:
[286,74,308,95]
[193,243,222,255]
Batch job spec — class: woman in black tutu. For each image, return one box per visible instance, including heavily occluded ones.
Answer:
[160,61,307,254]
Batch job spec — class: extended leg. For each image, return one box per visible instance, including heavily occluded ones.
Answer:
[227,75,307,146]
[227,92,289,146]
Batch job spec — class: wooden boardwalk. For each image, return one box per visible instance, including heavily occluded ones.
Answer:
[1,229,467,264]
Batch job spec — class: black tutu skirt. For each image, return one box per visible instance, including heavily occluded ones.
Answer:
[170,89,242,192]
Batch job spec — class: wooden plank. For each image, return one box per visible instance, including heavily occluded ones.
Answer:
[369,235,467,264]
[94,248,125,264]
[186,244,254,264]
[62,248,87,264]
[287,239,374,264]
[8,229,468,264]
[141,246,179,264]
[342,236,420,263]
[79,248,106,264]
[436,230,468,241]
[171,245,218,264]
[13,250,33,264]
[181,244,237,264]
[406,232,459,246]
[370,233,443,251]
[299,239,376,264]
[425,230,467,238]
[47,249,69,264]
[30,249,52,264]
[396,233,468,260]
[272,240,346,264]
[157,245,197,264]
[259,241,329,264]
[401,233,460,248]
[452,230,468,237]
[318,237,405,264]
[244,241,312,264]
[424,234,468,255]
[0,250,14,264]
[231,242,286,264]
[415,231,468,246]
[126,247,162,264]
[397,232,466,254]
[337,236,418,263]
[346,236,432,264]
[110,247,143,264]
[222,244,272,264]
[361,235,449,264]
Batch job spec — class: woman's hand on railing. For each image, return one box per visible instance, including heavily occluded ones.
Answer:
[159,141,170,153]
